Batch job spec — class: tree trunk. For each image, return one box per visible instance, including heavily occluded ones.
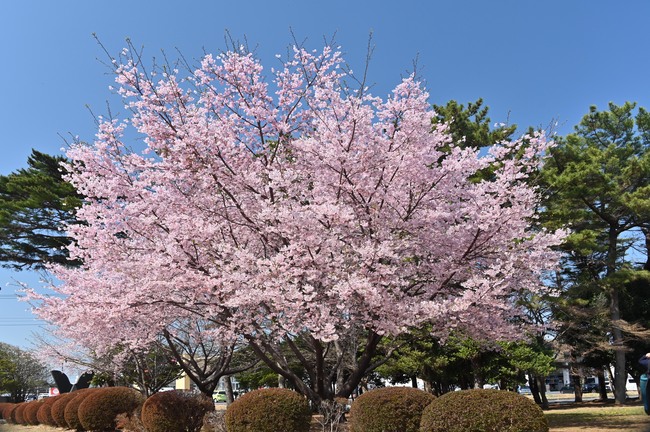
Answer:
[529,373,542,406]
[471,357,483,389]
[224,376,234,405]
[641,228,650,271]
[607,226,627,404]
[245,331,383,406]
[597,369,609,401]
[571,374,583,403]
[613,338,627,403]
[535,374,549,410]
[411,375,418,389]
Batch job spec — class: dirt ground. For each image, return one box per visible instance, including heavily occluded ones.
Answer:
[0,426,55,432]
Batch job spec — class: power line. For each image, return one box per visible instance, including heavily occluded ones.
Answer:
[0,317,46,325]
[0,323,45,327]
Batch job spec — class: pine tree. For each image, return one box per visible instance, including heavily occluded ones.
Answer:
[542,102,650,403]
[0,150,82,270]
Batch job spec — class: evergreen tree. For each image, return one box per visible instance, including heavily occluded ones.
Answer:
[0,150,82,270]
[541,102,650,403]
[432,99,517,150]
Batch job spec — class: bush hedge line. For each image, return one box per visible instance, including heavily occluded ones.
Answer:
[77,386,145,432]
[225,388,311,432]
[1,386,550,432]
[37,395,60,426]
[420,388,548,432]
[141,390,214,432]
[349,387,435,432]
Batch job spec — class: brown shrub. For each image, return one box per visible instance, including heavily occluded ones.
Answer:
[24,400,44,425]
[225,388,311,432]
[51,391,81,427]
[14,402,28,425]
[1,403,18,423]
[203,410,227,432]
[0,403,12,420]
[2,404,20,424]
[141,390,215,432]
[348,387,435,432]
[116,411,147,432]
[78,386,145,432]
[419,389,548,432]
[37,395,60,426]
[64,388,99,430]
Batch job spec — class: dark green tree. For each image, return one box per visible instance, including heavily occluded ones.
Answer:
[617,270,650,390]
[0,150,82,270]
[375,329,471,395]
[0,342,50,402]
[432,99,517,150]
[541,102,650,404]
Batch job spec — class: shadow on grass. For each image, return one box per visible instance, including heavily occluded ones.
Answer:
[545,401,650,431]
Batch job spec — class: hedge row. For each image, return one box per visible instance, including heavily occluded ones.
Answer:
[1,389,213,432]
[348,387,547,432]
[1,387,143,431]
[1,387,548,432]
[225,388,311,432]
[349,387,435,432]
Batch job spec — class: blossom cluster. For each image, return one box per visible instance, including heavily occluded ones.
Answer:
[30,45,564,356]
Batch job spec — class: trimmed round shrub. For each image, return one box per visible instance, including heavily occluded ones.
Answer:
[0,402,12,420]
[1,403,17,423]
[64,388,99,430]
[24,399,44,425]
[225,388,311,432]
[3,404,18,424]
[37,395,60,426]
[52,391,82,427]
[141,390,215,432]
[14,402,28,425]
[349,387,435,432]
[419,389,548,432]
[78,386,145,432]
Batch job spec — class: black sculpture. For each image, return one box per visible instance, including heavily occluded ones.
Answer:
[51,370,94,393]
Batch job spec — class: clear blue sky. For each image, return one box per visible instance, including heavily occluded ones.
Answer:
[1,0,650,349]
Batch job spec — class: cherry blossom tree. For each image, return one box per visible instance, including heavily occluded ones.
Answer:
[30,43,564,404]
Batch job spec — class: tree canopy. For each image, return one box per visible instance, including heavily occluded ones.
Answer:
[27,43,562,404]
[0,150,81,270]
[541,101,650,403]
[0,342,49,402]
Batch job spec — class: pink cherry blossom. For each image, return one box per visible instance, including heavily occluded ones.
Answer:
[29,44,565,403]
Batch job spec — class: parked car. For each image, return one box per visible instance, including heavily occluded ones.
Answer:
[517,386,532,395]
[582,382,599,393]
[627,377,638,392]
[559,385,575,393]
[213,391,227,402]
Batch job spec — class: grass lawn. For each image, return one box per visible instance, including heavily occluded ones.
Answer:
[545,401,650,432]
